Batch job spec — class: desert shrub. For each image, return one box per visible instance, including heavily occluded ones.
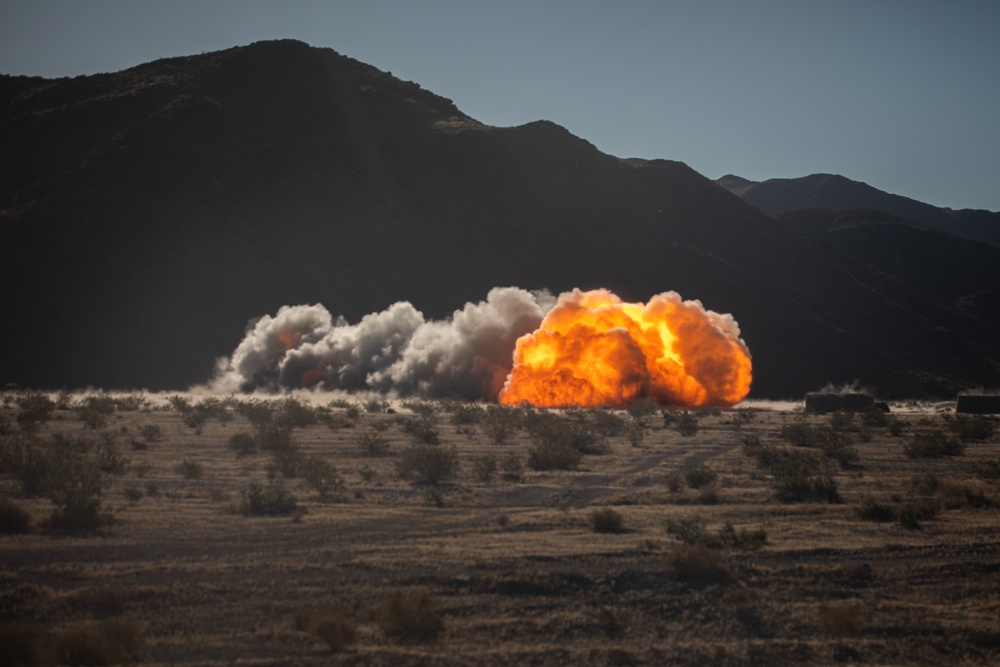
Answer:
[664,471,684,493]
[273,398,318,428]
[527,438,582,471]
[828,411,856,432]
[168,395,190,413]
[53,618,142,666]
[111,394,148,412]
[589,507,624,533]
[123,486,143,504]
[0,496,32,533]
[527,413,607,458]
[255,424,295,453]
[950,415,997,443]
[239,479,298,516]
[399,414,440,445]
[77,407,109,430]
[591,410,626,437]
[768,449,841,503]
[402,400,439,417]
[15,393,55,434]
[895,499,941,530]
[44,439,112,531]
[377,589,444,642]
[665,517,766,551]
[500,454,524,481]
[293,609,357,652]
[0,622,42,667]
[364,398,390,414]
[396,445,458,485]
[904,429,965,458]
[973,458,1000,481]
[357,464,377,483]
[855,497,896,522]
[2,435,54,496]
[174,458,203,480]
[227,432,257,457]
[449,403,483,426]
[356,430,390,456]
[672,411,700,436]
[856,496,941,529]
[665,543,733,584]
[682,460,718,489]
[472,453,497,483]
[626,421,647,447]
[626,397,658,426]
[301,456,343,498]
[137,423,163,445]
[481,405,521,445]
[268,448,305,479]
[236,400,275,428]
[861,406,890,428]
[92,435,128,475]
[818,603,864,637]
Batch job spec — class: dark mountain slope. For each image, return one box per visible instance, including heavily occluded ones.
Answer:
[2,40,997,397]
[718,173,1000,245]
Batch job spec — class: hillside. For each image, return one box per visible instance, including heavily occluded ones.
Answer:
[2,40,998,398]
[717,173,1000,245]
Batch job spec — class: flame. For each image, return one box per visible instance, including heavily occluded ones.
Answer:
[498,289,752,408]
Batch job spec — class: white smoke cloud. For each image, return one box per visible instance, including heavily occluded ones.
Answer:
[208,287,554,400]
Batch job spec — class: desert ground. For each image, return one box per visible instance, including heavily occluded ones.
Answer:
[1,391,998,666]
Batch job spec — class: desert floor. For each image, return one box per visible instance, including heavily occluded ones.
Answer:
[1,392,998,666]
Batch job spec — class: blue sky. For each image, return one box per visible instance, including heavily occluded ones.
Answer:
[2,0,998,211]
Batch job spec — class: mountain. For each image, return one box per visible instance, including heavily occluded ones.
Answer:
[2,39,998,398]
[717,173,1000,245]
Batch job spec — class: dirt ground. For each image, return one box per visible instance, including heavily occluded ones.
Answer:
[1,392,998,666]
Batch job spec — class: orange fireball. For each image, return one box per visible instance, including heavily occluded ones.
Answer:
[498,289,752,408]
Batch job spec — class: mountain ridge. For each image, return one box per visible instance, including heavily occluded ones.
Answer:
[717,172,1000,245]
[2,40,997,398]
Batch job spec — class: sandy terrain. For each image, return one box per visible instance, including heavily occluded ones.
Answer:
[1,393,998,666]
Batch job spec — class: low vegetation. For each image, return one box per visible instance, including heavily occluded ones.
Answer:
[0,393,996,665]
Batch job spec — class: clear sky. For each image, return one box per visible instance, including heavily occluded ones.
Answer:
[2,0,998,211]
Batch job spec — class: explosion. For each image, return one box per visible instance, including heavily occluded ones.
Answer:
[210,287,751,408]
[498,289,751,408]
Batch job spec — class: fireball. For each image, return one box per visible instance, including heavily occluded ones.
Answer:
[498,289,751,408]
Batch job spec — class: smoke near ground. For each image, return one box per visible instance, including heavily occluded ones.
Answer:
[209,287,554,400]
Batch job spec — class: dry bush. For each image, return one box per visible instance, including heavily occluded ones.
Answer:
[173,458,203,479]
[15,393,56,434]
[301,456,343,499]
[396,445,459,485]
[472,453,497,483]
[481,405,522,444]
[818,603,864,637]
[0,496,31,534]
[377,589,444,642]
[356,430,390,457]
[682,459,718,488]
[239,479,298,517]
[291,608,356,652]
[227,432,257,457]
[949,415,997,442]
[500,454,524,482]
[904,429,965,458]
[399,414,440,445]
[53,618,142,666]
[588,507,624,533]
[665,517,767,551]
[665,543,733,585]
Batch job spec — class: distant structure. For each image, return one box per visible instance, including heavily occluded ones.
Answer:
[956,394,1000,414]
[804,392,875,414]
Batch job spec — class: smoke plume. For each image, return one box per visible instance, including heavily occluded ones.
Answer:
[209,287,554,400]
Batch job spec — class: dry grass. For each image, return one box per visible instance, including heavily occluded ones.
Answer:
[0,393,997,665]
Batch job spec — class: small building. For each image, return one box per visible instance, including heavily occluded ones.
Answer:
[956,394,1000,414]
[804,392,875,414]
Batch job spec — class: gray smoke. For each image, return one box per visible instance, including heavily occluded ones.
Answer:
[209,287,554,400]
